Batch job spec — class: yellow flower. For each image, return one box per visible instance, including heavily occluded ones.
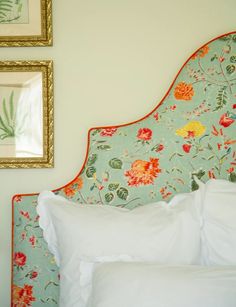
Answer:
[176,121,206,138]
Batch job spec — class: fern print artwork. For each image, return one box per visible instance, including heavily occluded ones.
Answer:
[0,74,43,158]
[0,90,16,141]
[0,88,29,147]
[0,0,29,24]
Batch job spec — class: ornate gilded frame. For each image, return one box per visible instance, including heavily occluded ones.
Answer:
[0,60,53,168]
[0,0,52,47]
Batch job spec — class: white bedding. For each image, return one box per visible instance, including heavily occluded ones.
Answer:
[198,179,236,265]
[36,179,236,307]
[37,189,201,307]
[88,262,236,307]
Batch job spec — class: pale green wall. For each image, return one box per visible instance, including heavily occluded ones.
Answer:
[1,0,236,305]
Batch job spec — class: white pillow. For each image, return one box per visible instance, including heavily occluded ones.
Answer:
[198,179,236,265]
[88,262,236,307]
[37,190,201,307]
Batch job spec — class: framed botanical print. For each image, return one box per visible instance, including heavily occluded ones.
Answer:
[0,0,52,46]
[0,60,53,168]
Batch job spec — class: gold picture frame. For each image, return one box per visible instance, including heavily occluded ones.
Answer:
[0,60,53,168]
[0,0,52,47]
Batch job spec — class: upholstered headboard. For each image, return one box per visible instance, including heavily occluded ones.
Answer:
[12,32,236,306]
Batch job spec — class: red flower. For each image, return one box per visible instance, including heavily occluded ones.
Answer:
[170,105,177,111]
[29,271,38,279]
[137,128,152,141]
[155,144,164,152]
[20,210,30,220]
[14,252,27,267]
[219,113,235,128]
[29,236,36,247]
[154,112,159,121]
[15,195,22,202]
[182,144,191,153]
[13,284,36,306]
[233,104,236,109]
[100,128,117,137]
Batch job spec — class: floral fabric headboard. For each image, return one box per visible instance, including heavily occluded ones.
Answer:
[12,32,236,306]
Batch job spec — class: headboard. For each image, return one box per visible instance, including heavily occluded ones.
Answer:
[12,32,236,306]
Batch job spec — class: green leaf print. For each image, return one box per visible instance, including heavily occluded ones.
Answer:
[108,183,120,191]
[87,154,98,166]
[214,86,228,111]
[97,145,111,150]
[230,56,236,63]
[0,91,16,140]
[105,193,114,203]
[226,64,235,75]
[86,166,96,178]
[229,172,236,182]
[117,187,129,200]
[109,158,123,169]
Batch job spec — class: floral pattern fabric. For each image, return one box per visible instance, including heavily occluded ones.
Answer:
[12,32,236,306]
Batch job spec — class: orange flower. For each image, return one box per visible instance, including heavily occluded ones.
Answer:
[174,82,194,101]
[224,139,236,145]
[13,284,36,307]
[211,125,219,136]
[160,186,172,199]
[63,177,83,197]
[208,169,216,179]
[63,186,76,197]
[125,158,161,186]
[191,45,209,60]
[73,176,83,190]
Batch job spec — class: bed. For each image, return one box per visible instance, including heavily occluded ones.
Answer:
[12,31,236,306]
